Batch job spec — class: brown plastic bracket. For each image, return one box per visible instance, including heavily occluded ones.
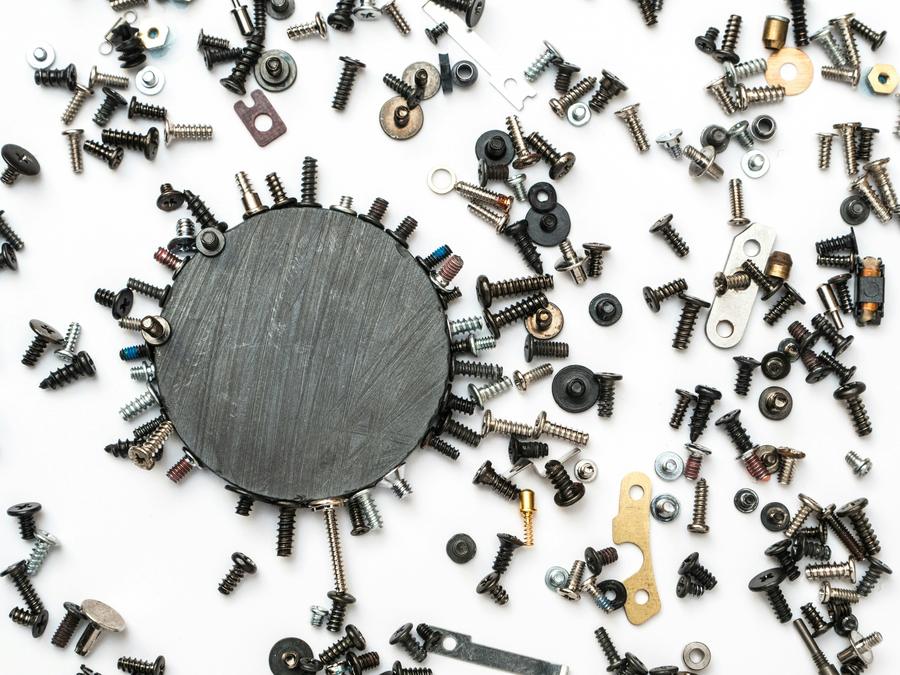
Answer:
[233,90,286,147]
[612,471,661,624]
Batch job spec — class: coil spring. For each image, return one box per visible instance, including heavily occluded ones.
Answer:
[452,360,502,380]
[113,25,147,69]
[276,505,297,557]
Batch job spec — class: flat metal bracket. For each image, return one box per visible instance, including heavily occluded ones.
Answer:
[421,1,537,110]
[705,222,777,348]
[426,627,568,675]
[234,90,287,147]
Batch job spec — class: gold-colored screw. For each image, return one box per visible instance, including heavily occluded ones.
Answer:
[519,489,536,546]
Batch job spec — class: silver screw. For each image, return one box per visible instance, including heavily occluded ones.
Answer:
[468,376,514,408]
[845,450,872,477]
[55,322,82,362]
[817,132,835,170]
[513,363,554,391]
[164,120,214,145]
[26,530,60,576]
[61,130,84,174]
[524,41,563,82]
[810,26,848,67]
[61,84,92,125]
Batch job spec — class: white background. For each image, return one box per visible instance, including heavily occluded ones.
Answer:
[1,1,898,673]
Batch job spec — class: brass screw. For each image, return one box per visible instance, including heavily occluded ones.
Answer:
[519,490,536,546]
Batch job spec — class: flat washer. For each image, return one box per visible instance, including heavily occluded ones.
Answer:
[551,365,600,413]
[525,302,564,340]
[254,49,297,92]
[654,451,684,481]
[135,66,165,96]
[403,62,441,100]
[567,102,591,127]
[380,96,424,141]
[651,494,680,522]
[733,488,759,513]
[526,204,571,247]
[682,642,711,671]
[741,149,770,178]
[765,47,813,95]
[589,293,622,326]
[427,166,456,195]
[269,637,313,675]
[760,501,790,531]
[452,60,478,87]
[527,182,558,213]
[446,533,476,563]
[27,43,55,69]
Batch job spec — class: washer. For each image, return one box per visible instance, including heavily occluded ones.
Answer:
[135,66,165,96]
[760,502,791,531]
[475,129,514,166]
[567,102,591,127]
[269,637,313,675]
[526,204,571,246]
[651,494,680,522]
[551,365,600,413]
[759,386,793,420]
[525,303,564,340]
[741,150,770,178]
[654,451,684,481]
[545,566,569,591]
[403,62,441,100]
[379,96,424,141]
[682,642,711,671]
[254,50,297,92]
[452,60,478,87]
[734,488,759,513]
[589,293,622,326]
[527,182,558,213]
[446,533,476,563]
[27,43,55,69]
[765,47,813,95]
[427,166,456,195]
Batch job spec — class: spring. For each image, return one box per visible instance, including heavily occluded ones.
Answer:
[550,76,598,116]
[524,47,557,82]
[504,222,544,273]
[733,58,767,81]
[4,563,43,612]
[615,105,650,151]
[689,479,709,531]
[857,564,887,597]
[61,87,91,125]
[594,627,623,670]
[856,127,878,164]
[426,436,459,460]
[113,25,147,69]
[26,534,57,576]
[448,316,483,335]
[831,16,859,67]
[636,0,657,26]
[672,300,705,350]
[221,34,265,95]
[332,57,366,110]
[382,1,411,34]
[129,97,166,121]
[120,344,150,361]
[276,505,297,557]
[50,605,83,648]
[844,510,879,556]
[166,453,197,483]
[786,0,809,46]
[721,14,743,54]
[596,377,619,418]
[445,418,481,446]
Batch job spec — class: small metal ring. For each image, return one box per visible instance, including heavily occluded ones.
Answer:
[567,102,591,127]
[544,566,569,590]
[27,43,55,69]
[135,66,165,96]
[124,10,138,24]
[99,40,114,56]
[733,488,759,513]
[741,149,770,178]
[452,60,478,87]
[751,114,777,141]
[654,451,684,481]
[574,459,597,482]
[651,494,680,522]
[682,642,711,671]
[427,166,456,195]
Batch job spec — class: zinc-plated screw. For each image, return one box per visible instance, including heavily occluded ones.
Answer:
[62,129,84,174]
[25,530,60,577]
[845,450,872,477]
[614,103,650,152]
[830,14,860,68]
[810,26,848,67]
[706,77,738,115]
[821,65,861,87]
[287,12,329,40]
[723,57,768,86]
[554,239,588,284]
[524,41,563,82]
[468,377,514,408]
[379,464,413,499]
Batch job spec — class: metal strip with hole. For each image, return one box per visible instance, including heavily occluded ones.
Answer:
[611,472,661,625]
[426,627,569,675]
[705,222,777,348]
[421,1,537,110]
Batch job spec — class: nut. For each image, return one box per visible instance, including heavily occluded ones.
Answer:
[866,64,898,95]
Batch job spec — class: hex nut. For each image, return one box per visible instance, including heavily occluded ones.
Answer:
[866,64,898,95]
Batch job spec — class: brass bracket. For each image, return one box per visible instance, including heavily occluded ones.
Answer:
[612,472,661,624]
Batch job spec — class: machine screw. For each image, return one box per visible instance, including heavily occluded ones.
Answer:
[544,460,585,507]
[557,559,586,600]
[325,590,356,632]
[117,656,166,675]
[588,70,628,112]
[643,278,688,312]
[524,41,563,82]
[50,602,84,648]
[554,240,587,284]
[687,478,710,533]
[833,382,872,437]
[614,104,650,152]
[127,278,171,307]
[649,214,690,257]
[287,13,329,40]
[749,568,792,622]
[684,144,724,180]
[688,385,721,442]
[473,460,520,501]
[845,451,872,477]
[728,178,750,226]
[83,140,124,170]
[672,295,710,350]
[821,65,860,88]
[526,131,575,179]
[793,618,839,674]
[595,373,622,417]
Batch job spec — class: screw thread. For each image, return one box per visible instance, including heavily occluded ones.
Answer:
[763,291,801,326]
[817,133,834,169]
[843,396,873,437]
[857,566,886,597]
[56,322,81,361]
[615,106,650,151]
[382,1,411,33]
[471,377,513,406]
[426,436,460,460]
[93,91,126,126]
[561,560,586,597]
[844,450,871,476]
[128,421,174,469]
[852,176,892,222]
[821,508,866,559]
[218,565,248,595]
[452,360,502,380]
[588,71,627,112]
[596,377,619,417]
[61,88,91,124]
[4,564,43,612]
[816,253,854,269]
[127,277,167,302]
[64,131,84,174]
[154,247,185,272]
[166,453,197,483]
[220,34,265,95]
[636,0,657,25]
[670,391,694,430]
[483,413,534,438]
[129,98,167,121]
[35,65,76,89]
[552,76,598,115]
[656,222,690,257]
[264,172,293,208]
[25,535,56,576]
[546,461,584,504]
[868,162,899,214]
[673,299,705,350]
[524,48,556,82]
[83,140,122,168]
[119,390,159,421]
[444,418,481,446]
[332,58,365,110]
[39,353,96,390]
[538,416,589,445]
[168,123,214,142]
[846,510,880,556]
[831,15,859,67]
[117,657,163,674]
[734,361,756,396]
[234,493,254,517]
[707,81,738,115]
[493,293,549,329]
[50,606,82,648]
[689,478,709,530]
[514,363,554,391]
[276,505,297,557]
[120,344,151,361]
[765,586,792,622]
[594,627,623,669]
[729,178,747,222]
[503,222,543,273]
[805,560,854,580]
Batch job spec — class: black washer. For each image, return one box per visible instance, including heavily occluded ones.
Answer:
[446,533,477,563]
[269,637,313,675]
[526,204,571,247]
[840,195,869,226]
[700,125,729,153]
[597,579,628,609]
[760,351,791,380]
[452,60,478,87]
[552,365,600,413]
[733,488,759,513]
[475,129,514,166]
[760,502,791,532]
[527,182,558,213]
[589,293,622,326]
[438,53,453,94]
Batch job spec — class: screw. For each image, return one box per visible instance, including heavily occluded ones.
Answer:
[473,460,520,501]
[513,363,554,391]
[723,57,768,86]
[669,389,696,429]
[831,14,860,68]
[851,17,887,50]
[554,240,588,284]
[799,603,832,637]
[857,557,892,597]
[83,140,124,170]
[595,373,622,417]
[94,287,135,320]
[784,494,824,538]
[164,449,199,484]
[508,437,549,464]
[833,382,872,437]
[101,127,160,160]
[481,410,536,439]
[594,627,626,673]
[1,560,44,611]
[517,490,537,546]
[733,356,760,395]
[526,131,576,179]
[656,129,684,158]
[749,568,792,622]
[819,580,860,604]
[450,334,495,356]
[332,56,366,110]
[59,128,85,175]
[717,13,743,61]
[810,27,847,68]
[379,465,413,499]
[327,0,355,31]
[476,571,509,605]
[649,214,690,257]
[545,460,585,507]
[381,0,411,34]
[128,96,167,121]
[163,120,214,146]
[676,575,705,598]
[763,283,805,325]
[557,559,585,600]
[850,174,891,223]
[504,115,540,169]
[686,478,710,533]
[837,631,883,668]
[313,499,349,594]
[643,277,688,312]
[707,77,738,115]
[490,533,524,577]
[389,623,425,662]
[534,410,589,445]
[688,385,722,442]
[483,292,549,338]
[845,450,872,477]
[35,63,77,90]
[127,421,174,470]
[819,504,866,560]
[424,21,448,44]
[60,84,93,125]
[734,83,787,110]
[582,242,611,278]
[117,656,166,675]
[793,617,839,673]
[727,177,750,226]
[614,103,650,152]
[864,158,899,215]
[588,70,628,112]
[287,12,328,40]
[220,33,265,95]
[39,351,97,391]
[7,503,41,541]
[777,447,806,485]
[684,144,724,180]
[695,26,720,53]
[92,87,127,126]
[549,76,598,117]
[855,127,878,164]
[476,273,553,309]
[524,41,563,82]
[218,552,256,595]
[50,602,84,648]
[55,319,84,362]
[833,122,861,174]
[805,559,856,582]
[822,65,861,87]
[673,295,710,350]
[503,220,544,273]
[127,278,171,308]
[837,498,880,557]
[817,132,836,169]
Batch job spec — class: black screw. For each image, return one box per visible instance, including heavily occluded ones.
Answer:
[595,372,622,417]
[218,552,256,595]
[220,33,265,95]
[327,0,355,31]
[452,359,503,380]
[688,385,722,442]
[799,602,832,637]
[275,501,297,557]
[741,259,780,299]
[837,498,880,558]
[21,320,64,367]
[545,459,585,507]
[650,214,689,257]
[342,651,380,675]
[298,156,321,208]
[584,545,618,575]
[332,56,366,110]
[475,571,509,605]
[642,277,687,312]
[733,356,760,395]
[439,415,481,447]
[325,590,356,633]
[225,485,255,516]
[785,0,809,46]
[588,70,628,112]
[503,220,544,273]
[34,64,77,90]
[817,352,855,383]
[156,183,185,211]
[820,504,866,561]
[127,277,172,307]
[828,274,854,315]
[39,351,96,390]
[384,73,422,109]
[198,29,230,51]
[715,409,755,456]
[50,601,84,648]
[7,503,41,541]
[101,127,160,160]
[319,624,366,663]
[432,0,485,27]
[833,381,872,437]
[594,627,626,673]
[416,624,443,651]
[672,295,710,350]
[748,567,792,623]
[857,557,892,597]
[507,436,548,464]
[817,253,855,270]
[92,87,127,126]
[203,46,244,70]
[669,388,696,429]
[526,131,576,180]
[851,17,887,50]
[679,552,718,589]
[184,190,228,232]
[359,197,388,228]
[763,283,805,325]
[473,460,520,501]
[117,656,166,675]
[388,216,418,246]
[765,540,801,581]
[553,61,582,93]
[424,21,449,44]
[1,560,44,611]
[810,313,854,355]
[421,432,459,461]
[128,96,167,121]
[695,26,720,53]
[524,334,569,362]
[94,288,134,319]
[1,144,40,186]
[483,292,549,338]
[491,533,524,575]
[119,343,150,361]
[83,140,124,170]
[389,623,426,663]
[676,575,705,598]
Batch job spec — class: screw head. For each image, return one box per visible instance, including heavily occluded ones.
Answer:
[833,381,866,400]
[7,502,42,518]
[29,320,64,343]
[748,567,787,592]
[389,622,413,644]
[549,152,576,180]
[475,571,501,594]
[231,552,257,574]
[798,493,824,513]
[836,497,868,518]
[649,213,674,233]
[2,144,41,176]
[344,624,366,650]
[143,127,160,160]
[326,590,356,606]
[694,384,722,401]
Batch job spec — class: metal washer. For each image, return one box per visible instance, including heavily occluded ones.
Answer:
[682,642,711,671]
[525,302,564,340]
[27,43,55,69]
[427,166,456,195]
[742,149,770,178]
[403,62,441,100]
[567,102,591,127]
[654,451,684,480]
[380,96,424,141]
[254,49,297,92]
[135,66,165,96]
[551,365,600,413]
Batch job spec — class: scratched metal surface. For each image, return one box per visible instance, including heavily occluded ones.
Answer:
[155,207,450,502]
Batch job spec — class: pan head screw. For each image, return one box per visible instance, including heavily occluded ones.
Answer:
[1,144,41,186]
[217,552,257,595]
[7,502,41,540]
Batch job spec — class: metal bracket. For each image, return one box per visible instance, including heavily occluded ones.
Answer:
[705,222,777,348]
[233,90,287,147]
[611,472,661,625]
[421,1,537,110]
[426,627,569,675]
